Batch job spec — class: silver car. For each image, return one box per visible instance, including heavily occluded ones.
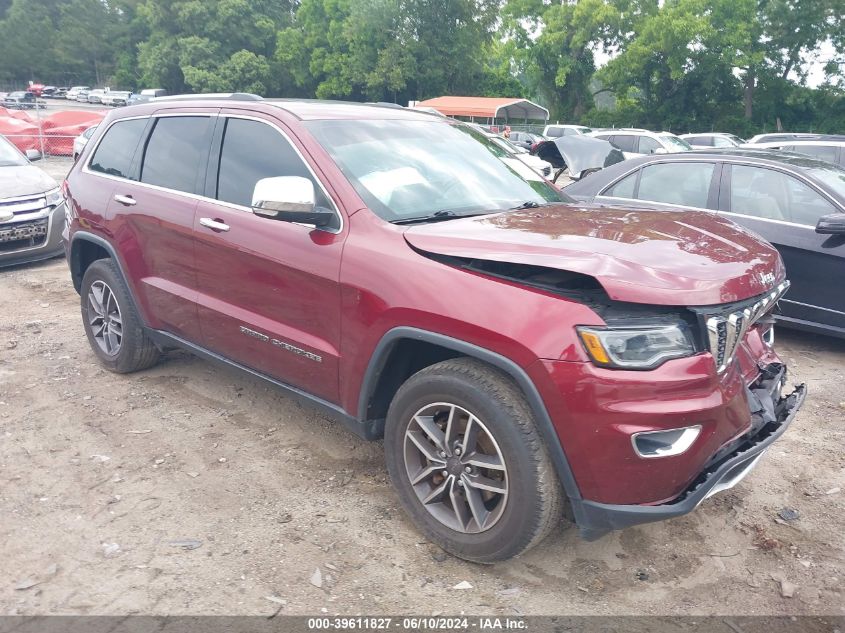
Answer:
[73,125,98,160]
[0,136,65,267]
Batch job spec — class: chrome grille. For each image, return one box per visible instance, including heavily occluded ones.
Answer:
[0,194,48,219]
[705,281,790,373]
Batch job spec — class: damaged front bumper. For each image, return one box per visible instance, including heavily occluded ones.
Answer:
[573,364,806,540]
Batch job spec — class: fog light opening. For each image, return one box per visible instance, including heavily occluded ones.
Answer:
[762,325,775,347]
[632,425,702,458]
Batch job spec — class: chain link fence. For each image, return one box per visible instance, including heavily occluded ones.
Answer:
[3,133,78,157]
[2,101,101,157]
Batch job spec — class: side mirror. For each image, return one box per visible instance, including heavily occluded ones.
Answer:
[816,213,845,235]
[251,176,335,228]
[653,147,668,155]
[25,149,42,161]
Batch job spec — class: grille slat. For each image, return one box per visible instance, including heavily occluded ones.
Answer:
[705,281,789,373]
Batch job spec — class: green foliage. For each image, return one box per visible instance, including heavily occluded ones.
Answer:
[0,0,842,135]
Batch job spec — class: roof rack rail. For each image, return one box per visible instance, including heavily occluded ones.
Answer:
[154,92,263,102]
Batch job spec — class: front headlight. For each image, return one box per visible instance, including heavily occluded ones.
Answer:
[577,324,695,369]
[44,187,62,207]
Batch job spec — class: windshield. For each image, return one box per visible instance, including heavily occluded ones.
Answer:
[660,134,693,151]
[491,136,527,154]
[0,136,26,167]
[809,165,845,199]
[305,120,569,222]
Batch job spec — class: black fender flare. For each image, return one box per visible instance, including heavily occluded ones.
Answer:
[69,231,145,323]
[358,326,585,513]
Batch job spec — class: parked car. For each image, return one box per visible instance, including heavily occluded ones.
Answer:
[76,89,92,103]
[565,148,845,338]
[26,83,46,97]
[65,86,90,101]
[680,132,746,148]
[745,138,845,168]
[0,135,65,267]
[64,97,805,562]
[40,86,57,98]
[101,91,131,107]
[508,130,544,151]
[465,123,553,177]
[746,133,820,144]
[87,89,107,104]
[73,125,99,161]
[54,87,69,99]
[3,91,42,110]
[533,135,625,183]
[590,129,692,158]
[126,88,168,106]
[543,124,593,138]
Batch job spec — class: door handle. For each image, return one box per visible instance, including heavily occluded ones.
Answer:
[199,217,230,232]
[113,194,136,206]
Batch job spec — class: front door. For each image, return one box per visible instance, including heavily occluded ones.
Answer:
[719,163,845,332]
[192,114,345,403]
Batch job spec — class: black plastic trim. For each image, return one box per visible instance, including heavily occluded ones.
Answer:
[147,329,380,441]
[358,327,586,511]
[68,232,136,303]
[577,381,806,540]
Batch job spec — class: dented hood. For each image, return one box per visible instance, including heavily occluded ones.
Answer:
[403,204,786,306]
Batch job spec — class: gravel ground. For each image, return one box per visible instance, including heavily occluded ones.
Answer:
[1,158,843,616]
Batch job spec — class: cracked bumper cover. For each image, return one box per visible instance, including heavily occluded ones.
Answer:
[573,364,806,540]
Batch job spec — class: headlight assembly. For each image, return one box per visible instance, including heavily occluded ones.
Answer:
[577,324,695,370]
[44,187,63,207]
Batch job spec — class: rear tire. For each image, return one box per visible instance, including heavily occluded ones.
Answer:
[80,258,160,374]
[385,358,563,562]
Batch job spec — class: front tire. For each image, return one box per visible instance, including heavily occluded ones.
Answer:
[80,258,160,373]
[385,358,563,562]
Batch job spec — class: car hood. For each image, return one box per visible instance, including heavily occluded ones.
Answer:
[535,136,625,174]
[0,164,57,200]
[403,204,786,306]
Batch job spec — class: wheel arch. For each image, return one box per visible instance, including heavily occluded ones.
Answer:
[69,232,145,327]
[358,327,584,506]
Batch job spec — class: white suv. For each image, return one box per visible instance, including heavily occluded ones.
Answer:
[745,138,845,168]
[589,129,691,158]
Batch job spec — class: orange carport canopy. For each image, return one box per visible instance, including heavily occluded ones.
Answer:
[415,96,549,120]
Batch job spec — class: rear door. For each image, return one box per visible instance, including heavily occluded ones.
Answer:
[97,110,216,341]
[192,112,346,402]
[718,163,845,331]
[594,160,720,212]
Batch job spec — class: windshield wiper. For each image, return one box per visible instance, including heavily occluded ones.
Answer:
[393,210,474,225]
[510,201,545,210]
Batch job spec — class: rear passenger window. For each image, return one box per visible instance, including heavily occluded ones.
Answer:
[637,162,715,208]
[140,116,212,194]
[88,118,147,179]
[215,117,332,210]
[605,171,638,198]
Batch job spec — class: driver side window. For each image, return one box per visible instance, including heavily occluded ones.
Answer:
[216,117,333,210]
[728,165,835,225]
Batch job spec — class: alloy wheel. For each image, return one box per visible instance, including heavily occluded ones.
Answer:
[87,280,123,356]
[403,402,508,533]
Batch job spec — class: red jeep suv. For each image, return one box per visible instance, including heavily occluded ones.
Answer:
[63,95,805,562]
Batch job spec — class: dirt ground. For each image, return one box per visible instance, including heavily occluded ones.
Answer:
[1,159,844,616]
